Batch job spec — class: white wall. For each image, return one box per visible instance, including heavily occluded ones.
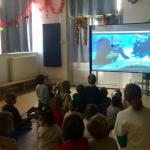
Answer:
[32,0,68,82]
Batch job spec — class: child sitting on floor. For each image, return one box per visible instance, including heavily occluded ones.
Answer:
[2,92,32,130]
[0,112,18,150]
[58,114,89,150]
[51,96,63,127]
[87,114,118,150]
[37,110,63,150]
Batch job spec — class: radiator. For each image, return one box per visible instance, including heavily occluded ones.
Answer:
[9,55,39,81]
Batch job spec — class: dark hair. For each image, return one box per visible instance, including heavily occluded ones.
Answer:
[84,104,99,120]
[35,74,46,84]
[112,95,122,108]
[88,74,97,85]
[38,111,54,126]
[99,87,108,98]
[51,96,63,108]
[63,114,84,141]
[69,100,78,112]
[112,88,122,98]
[0,112,13,136]
[4,92,17,104]
[76,84,84,93]
[87,114,109,139]
[124,83,143,111]
[61,80,70,93]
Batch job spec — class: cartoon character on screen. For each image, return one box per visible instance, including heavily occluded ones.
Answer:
[132,35,150,58]
[111,35,129,59]
[94,38,118,65]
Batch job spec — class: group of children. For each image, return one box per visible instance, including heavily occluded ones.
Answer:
[0,74,125,150]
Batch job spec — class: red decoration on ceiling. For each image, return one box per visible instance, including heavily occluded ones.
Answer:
[128,0,139,4]
[0,0,65,28]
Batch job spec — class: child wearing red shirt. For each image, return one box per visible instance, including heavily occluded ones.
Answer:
[58,114,89,150]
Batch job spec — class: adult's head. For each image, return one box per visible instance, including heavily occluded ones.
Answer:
[87,113,109,139]
[124,83,143,111]
[63,114,84,141]
[99,87,108,98]
[88,74,97,85]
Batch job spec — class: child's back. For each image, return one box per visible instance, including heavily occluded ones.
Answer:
[38,111,63,150]
[38,124,63,150]
[0,112,18,150]
[58,114,89,150]
[2,104,22,129]
[87,114,118,150]
[59,137,89,150]
[2,93,31,130]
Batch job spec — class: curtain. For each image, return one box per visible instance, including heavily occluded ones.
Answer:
[69,0,117,16]
[68,0,122,63]
[0,0,32,53]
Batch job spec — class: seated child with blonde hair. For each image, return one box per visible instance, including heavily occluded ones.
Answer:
[37,110,63,150]
[87,114,118,150]
[0,112,18,150]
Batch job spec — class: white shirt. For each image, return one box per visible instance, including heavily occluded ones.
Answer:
[37,124,63,150]
[114,106,150,150]
[36,84,50,104]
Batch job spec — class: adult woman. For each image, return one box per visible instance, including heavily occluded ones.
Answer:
[114,83,150,150]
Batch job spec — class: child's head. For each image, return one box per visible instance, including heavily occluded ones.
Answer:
[84,104,99,120]
[76,84,84,93]
[63,114,84,141]
[61,80,71,93]
[112,95,122,108]
[35,74,47,84]
[69,100,78,112]
[112,88,122,98]
[124,83,143,111]
[88,74,97,85]
[4,92,17,105]
[0,112,13,136]
[87,114,109,139]
[38,111,54,126]
[99,87,108,98]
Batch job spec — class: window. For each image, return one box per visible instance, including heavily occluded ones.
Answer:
[0,0,32,54]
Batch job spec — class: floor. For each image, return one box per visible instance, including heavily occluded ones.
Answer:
[0,89,150,150]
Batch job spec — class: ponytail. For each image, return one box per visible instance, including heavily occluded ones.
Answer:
[130,97,143,111]
[124,83,143,111]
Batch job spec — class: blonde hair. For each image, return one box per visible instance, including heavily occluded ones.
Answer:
[0,112,13,136]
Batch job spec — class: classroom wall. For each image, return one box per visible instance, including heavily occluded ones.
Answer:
[1,0,150,87]
[32,0,68,82]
